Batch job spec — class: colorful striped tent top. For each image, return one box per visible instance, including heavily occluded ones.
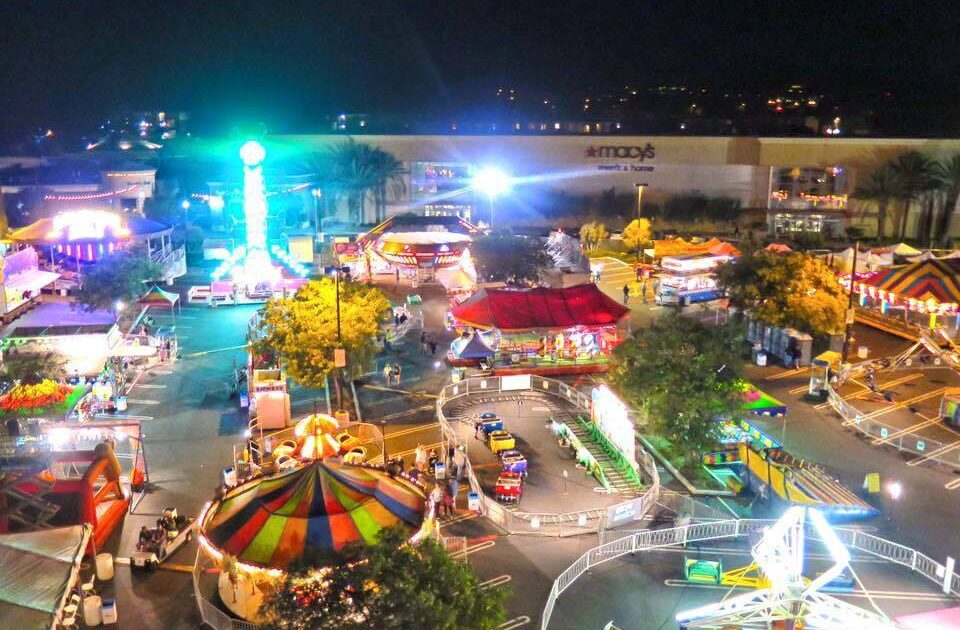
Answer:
[863,258,960,305]
[201,460,427,569]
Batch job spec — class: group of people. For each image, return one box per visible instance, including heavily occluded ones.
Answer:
[414,443,468,518]
[622,277,657,305]
[420,331,439,356]
[382,362,403,386]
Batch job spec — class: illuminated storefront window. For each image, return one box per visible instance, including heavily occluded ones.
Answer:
[411,162,473,219]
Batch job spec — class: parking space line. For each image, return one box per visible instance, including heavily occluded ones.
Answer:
[480,574,512,589]
[765,367,810,381]
[871,415,943,445]
[855,387,947,421]
[945,478,960,490]
[499,616,531,629]
[384,422,441,440]
[126,399,161,405]
[908,440,960,466]
[135,384,167,389]
[813,373,923,408]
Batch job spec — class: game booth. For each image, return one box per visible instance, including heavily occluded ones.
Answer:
[448,283,629,375]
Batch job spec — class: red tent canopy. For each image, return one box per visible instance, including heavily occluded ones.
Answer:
[451,283,629,332]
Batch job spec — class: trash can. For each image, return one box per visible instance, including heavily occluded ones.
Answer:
[83,595,102,626]
[434,461,446,480]
[222,467,238,487]
[101,598,118,624]
[857,345,869,359]
[467,491,480,512]
[755,352,767,367]
[116,396,128,412]
[95,552,114,581]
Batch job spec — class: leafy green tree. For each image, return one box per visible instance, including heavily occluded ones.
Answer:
[716,251,846,336]
[611,315,745,462]
[470,231,549,285]
[1,348,66,387]
[262,525,507,630]
[622,218,652,260]
[852,165,904,240]
[252,278,390,405]
[73,249,160,312]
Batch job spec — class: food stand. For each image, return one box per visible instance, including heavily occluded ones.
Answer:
[656,252,733,306]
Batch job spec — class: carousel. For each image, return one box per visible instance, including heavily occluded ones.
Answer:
[194,413,435,623]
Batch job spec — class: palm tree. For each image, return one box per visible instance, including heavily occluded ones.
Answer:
[934,155,960,243]
[852,165,904,240]
[890,151,936,240]
[369,149,407,223]
[326,139,379,224]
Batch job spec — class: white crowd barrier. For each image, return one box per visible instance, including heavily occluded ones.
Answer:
[436,375,661,537]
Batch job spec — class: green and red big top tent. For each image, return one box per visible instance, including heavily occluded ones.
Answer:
[200,460,428,569]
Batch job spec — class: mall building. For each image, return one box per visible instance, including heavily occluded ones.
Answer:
[274,134,960,238]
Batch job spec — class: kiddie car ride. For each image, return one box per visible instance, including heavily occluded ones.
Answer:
[132,507,195,569]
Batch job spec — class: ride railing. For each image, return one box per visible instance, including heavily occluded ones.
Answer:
[192,550,259,630]
[541,518,960,630]
[436,375,661,537]
[825,379,960,468]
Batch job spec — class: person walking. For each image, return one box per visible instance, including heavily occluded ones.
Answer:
[640,277,648,303]
[622,284,630,305]
[442,479,456,517]
[393,362,402,386]
[415,444,427,473]
[452,445,466,481]
[429,337,438,356]
[383,363,393,386]
[447,477,459,514]
[430,482,443,513]
[420,331,428,354]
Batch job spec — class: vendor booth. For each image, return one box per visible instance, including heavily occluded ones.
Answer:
[656,252,733,306]
[449,283,629,375]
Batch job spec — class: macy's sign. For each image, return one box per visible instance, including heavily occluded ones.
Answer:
[585,143,656,161]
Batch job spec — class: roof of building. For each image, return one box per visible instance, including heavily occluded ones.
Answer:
[451,283,629,331]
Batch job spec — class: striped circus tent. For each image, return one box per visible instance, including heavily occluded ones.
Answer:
[200,460,428,569]
[862,258,960,308]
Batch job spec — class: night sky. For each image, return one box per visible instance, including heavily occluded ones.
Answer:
[2,1,959,135]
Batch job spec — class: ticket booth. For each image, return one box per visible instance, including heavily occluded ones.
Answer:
[809,351,842,398]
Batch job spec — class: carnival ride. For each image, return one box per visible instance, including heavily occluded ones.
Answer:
[734,443,876,520]
[197,141,309,304]
[676,507,896,629]
[15,442,128,551]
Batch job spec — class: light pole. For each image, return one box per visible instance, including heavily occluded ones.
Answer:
[473,166,511,229]
[841,241,860,363]
[634,182,648,262]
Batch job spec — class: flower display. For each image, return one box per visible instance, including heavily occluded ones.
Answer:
[0,380,73,411]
